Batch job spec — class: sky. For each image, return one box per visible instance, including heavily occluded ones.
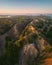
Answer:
[0,0,52,15]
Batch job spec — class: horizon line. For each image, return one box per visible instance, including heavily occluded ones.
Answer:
[0,13,52,15]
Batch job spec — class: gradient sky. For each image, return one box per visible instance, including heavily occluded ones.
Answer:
[0,0,52,15]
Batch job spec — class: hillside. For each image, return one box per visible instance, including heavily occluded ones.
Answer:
[0,15,52,65]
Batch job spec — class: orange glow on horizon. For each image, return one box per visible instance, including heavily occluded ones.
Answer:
[0,9,52,15]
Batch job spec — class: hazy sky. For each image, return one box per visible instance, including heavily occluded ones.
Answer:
[0,0,52,15]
